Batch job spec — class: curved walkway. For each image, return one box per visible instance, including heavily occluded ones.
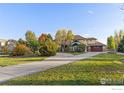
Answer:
[0,52,105,83]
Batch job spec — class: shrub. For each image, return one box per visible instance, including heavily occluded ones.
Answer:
[13,44,33,56]
[77,44,86,52]
[39,39,58,56]
[72,44,86,52]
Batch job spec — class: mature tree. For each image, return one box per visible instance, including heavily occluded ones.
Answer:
[55,30,62,46]
[119,30,124,41]
[47,33,53,40]
[66,30,74,43]
[55,29,74,52]
[38,33,48,44]
[107,36,116,50]
[114,31,119,50]
[55,29,67,46]
[118,36,124,52]
[18,38,26,45]
[25,30,37,42]
[55,29,67,52]
[39,38,58,56]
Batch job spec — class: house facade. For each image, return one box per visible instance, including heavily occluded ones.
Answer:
[0,39,7,51]
[0,39,17,52]
[74,35,106,52]
[6,39,17,51]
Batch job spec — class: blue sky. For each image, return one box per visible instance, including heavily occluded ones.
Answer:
[0,3,124,44]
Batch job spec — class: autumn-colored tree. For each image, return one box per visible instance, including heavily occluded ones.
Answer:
[55,29,74,52]
[39,38,58,56]
[55,30,62,46]
[13,44,32,56]
[107,36,115,50]
[114,31,119,50]
[66,30,74,43]
[25,30,37,42]
[38,33,48,43]
[55,29,67,52]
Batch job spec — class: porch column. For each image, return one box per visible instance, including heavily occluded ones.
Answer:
[85,45,87,52]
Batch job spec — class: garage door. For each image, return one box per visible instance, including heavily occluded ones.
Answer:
[91,46,103,52]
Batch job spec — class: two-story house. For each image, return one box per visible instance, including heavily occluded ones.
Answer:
[74,35,106,52]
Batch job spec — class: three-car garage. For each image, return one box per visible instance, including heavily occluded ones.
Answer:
[90,46,103,52]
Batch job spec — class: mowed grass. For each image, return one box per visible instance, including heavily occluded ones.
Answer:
[0,57,45,67]
[2,53,124,85]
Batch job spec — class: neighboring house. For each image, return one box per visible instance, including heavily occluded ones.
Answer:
[0,39,17,52]
[6,39,17,51]
[73,35,106,52]
[0,39,7,51]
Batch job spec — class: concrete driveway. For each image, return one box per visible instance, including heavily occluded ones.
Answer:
[0,52,105,83]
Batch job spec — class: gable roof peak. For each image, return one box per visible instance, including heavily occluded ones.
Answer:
[74,35,86,40]
[74,35,97,40]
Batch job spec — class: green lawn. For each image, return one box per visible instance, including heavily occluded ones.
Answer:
[2,53,124,85]
[0,57,45,67]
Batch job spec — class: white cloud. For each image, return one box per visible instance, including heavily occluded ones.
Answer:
[83,34,91,37]
[88,10,93,14]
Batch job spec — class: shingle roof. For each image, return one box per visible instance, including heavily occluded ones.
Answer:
[74,35,86,40]
[86,37,97,40]
[87,41,106,46]
[74,35,97,40]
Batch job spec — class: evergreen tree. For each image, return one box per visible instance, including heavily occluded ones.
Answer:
[18,38,26,45]
[118,36,124,52]
[119,30,124,40]
[28,40,40,53]
[47,34,53,40]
